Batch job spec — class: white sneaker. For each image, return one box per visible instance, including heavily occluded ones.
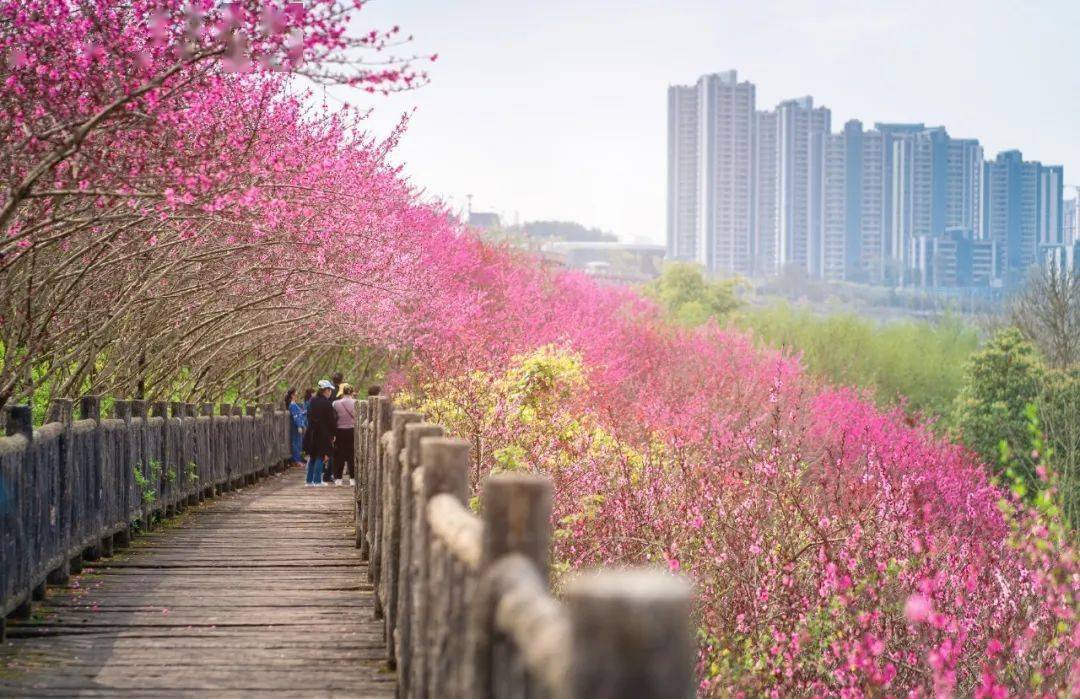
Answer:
[334,479,343,486]
[305,482,314,488]
[319,482,329,487]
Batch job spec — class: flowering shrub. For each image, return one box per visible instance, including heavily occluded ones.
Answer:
[363,237,1079,696]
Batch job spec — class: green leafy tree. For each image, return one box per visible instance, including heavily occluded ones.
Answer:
[644,263,742,326]
[1037,367,1080,526]
[738,304,979,418]
[952,328,1045,483]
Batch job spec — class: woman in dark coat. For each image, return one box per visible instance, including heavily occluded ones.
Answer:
[304,381,337,486]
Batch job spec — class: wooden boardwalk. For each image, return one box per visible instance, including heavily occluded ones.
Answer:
[0,466,394,698]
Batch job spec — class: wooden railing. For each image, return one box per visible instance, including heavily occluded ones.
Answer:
[355,395,696,699]
[0,397,290,640]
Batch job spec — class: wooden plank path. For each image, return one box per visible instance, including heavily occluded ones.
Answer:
[0,466,394,697]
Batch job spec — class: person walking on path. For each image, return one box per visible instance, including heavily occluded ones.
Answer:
[332,384,358,486]
[305,380,336,487]
[285,388,307,468]
[319,372,344,483]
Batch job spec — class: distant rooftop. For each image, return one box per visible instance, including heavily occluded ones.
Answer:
[543,241,665,254]
[467,211,501,230]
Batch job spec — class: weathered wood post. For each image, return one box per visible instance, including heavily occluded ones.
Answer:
[199,403,215,497]
[104,399,133,556]
[469,475,554,698]
[242,405,256,484]
[127,399,152,530]
[396,422,444,697]
[75,396,101,569]
[45,398,73,424]
[368,395,392,605]
[217,403,233,491]
[46,399,75,586]
[178,403,196,504]
[259,403,275,475]
[413,437,471,699]
[354,400,370,550]
[383,410,422,666]
[151,401,174,511]
[359,396,378,560]
[5,406,35,617]
[562,569,695,699]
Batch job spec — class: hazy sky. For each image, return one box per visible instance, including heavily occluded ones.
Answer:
[337,0,1079,244]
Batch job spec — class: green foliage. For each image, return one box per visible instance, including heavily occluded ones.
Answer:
[738,303,979,418]
[520,220,616,242]
[186,461,199,484]
[952,328,1045,484]
[1035,367,1080,527]
[133,459,162,506]
[503,344,585,418]
[644,263,742,326]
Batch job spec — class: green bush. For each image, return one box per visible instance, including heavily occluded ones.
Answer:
[736,303,979,420]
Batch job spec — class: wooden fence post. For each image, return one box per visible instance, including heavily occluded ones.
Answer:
[4,406,34,619]
[396,422,444,698]
[79,396,101,422]
[354,400,370,550]
[414,437,471,699]
[122,400,149,539]
[75,396,101,569]
[103,399,133,557]
[368,395,392,603]
[45,399,75,586]
[562,569,695,699]
[469,475,554,698]
[359,396,377,560]
[199,403,215,498]
[45,398,73,424]
[383,410,422,666]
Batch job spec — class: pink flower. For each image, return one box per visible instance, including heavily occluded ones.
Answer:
[905,594,932,623]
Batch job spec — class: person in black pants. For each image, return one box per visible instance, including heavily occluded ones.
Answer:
[331,384,357,485]
[304,380,336,487]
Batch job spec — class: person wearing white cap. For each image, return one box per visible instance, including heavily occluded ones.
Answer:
[304,380,336,486]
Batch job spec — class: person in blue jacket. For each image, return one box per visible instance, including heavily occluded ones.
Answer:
[285,388,307,468]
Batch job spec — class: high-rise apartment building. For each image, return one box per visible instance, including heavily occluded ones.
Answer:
[752,109,778,274]
[982,151,1063,281]
[884,127,983,284]
[819,131,849,281]
[695,71,756,275]
[946,138,983,234]
[775,97,830,275]
[818,120,879,282]
[1066,189,1079,245]
[1038,165,1064,247]
[874,123,926,281]
[859,129,887,281]
[666,85,698,261]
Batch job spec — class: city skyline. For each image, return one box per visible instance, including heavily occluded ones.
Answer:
[347,1,1080,245]
[667,68,1070,288]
